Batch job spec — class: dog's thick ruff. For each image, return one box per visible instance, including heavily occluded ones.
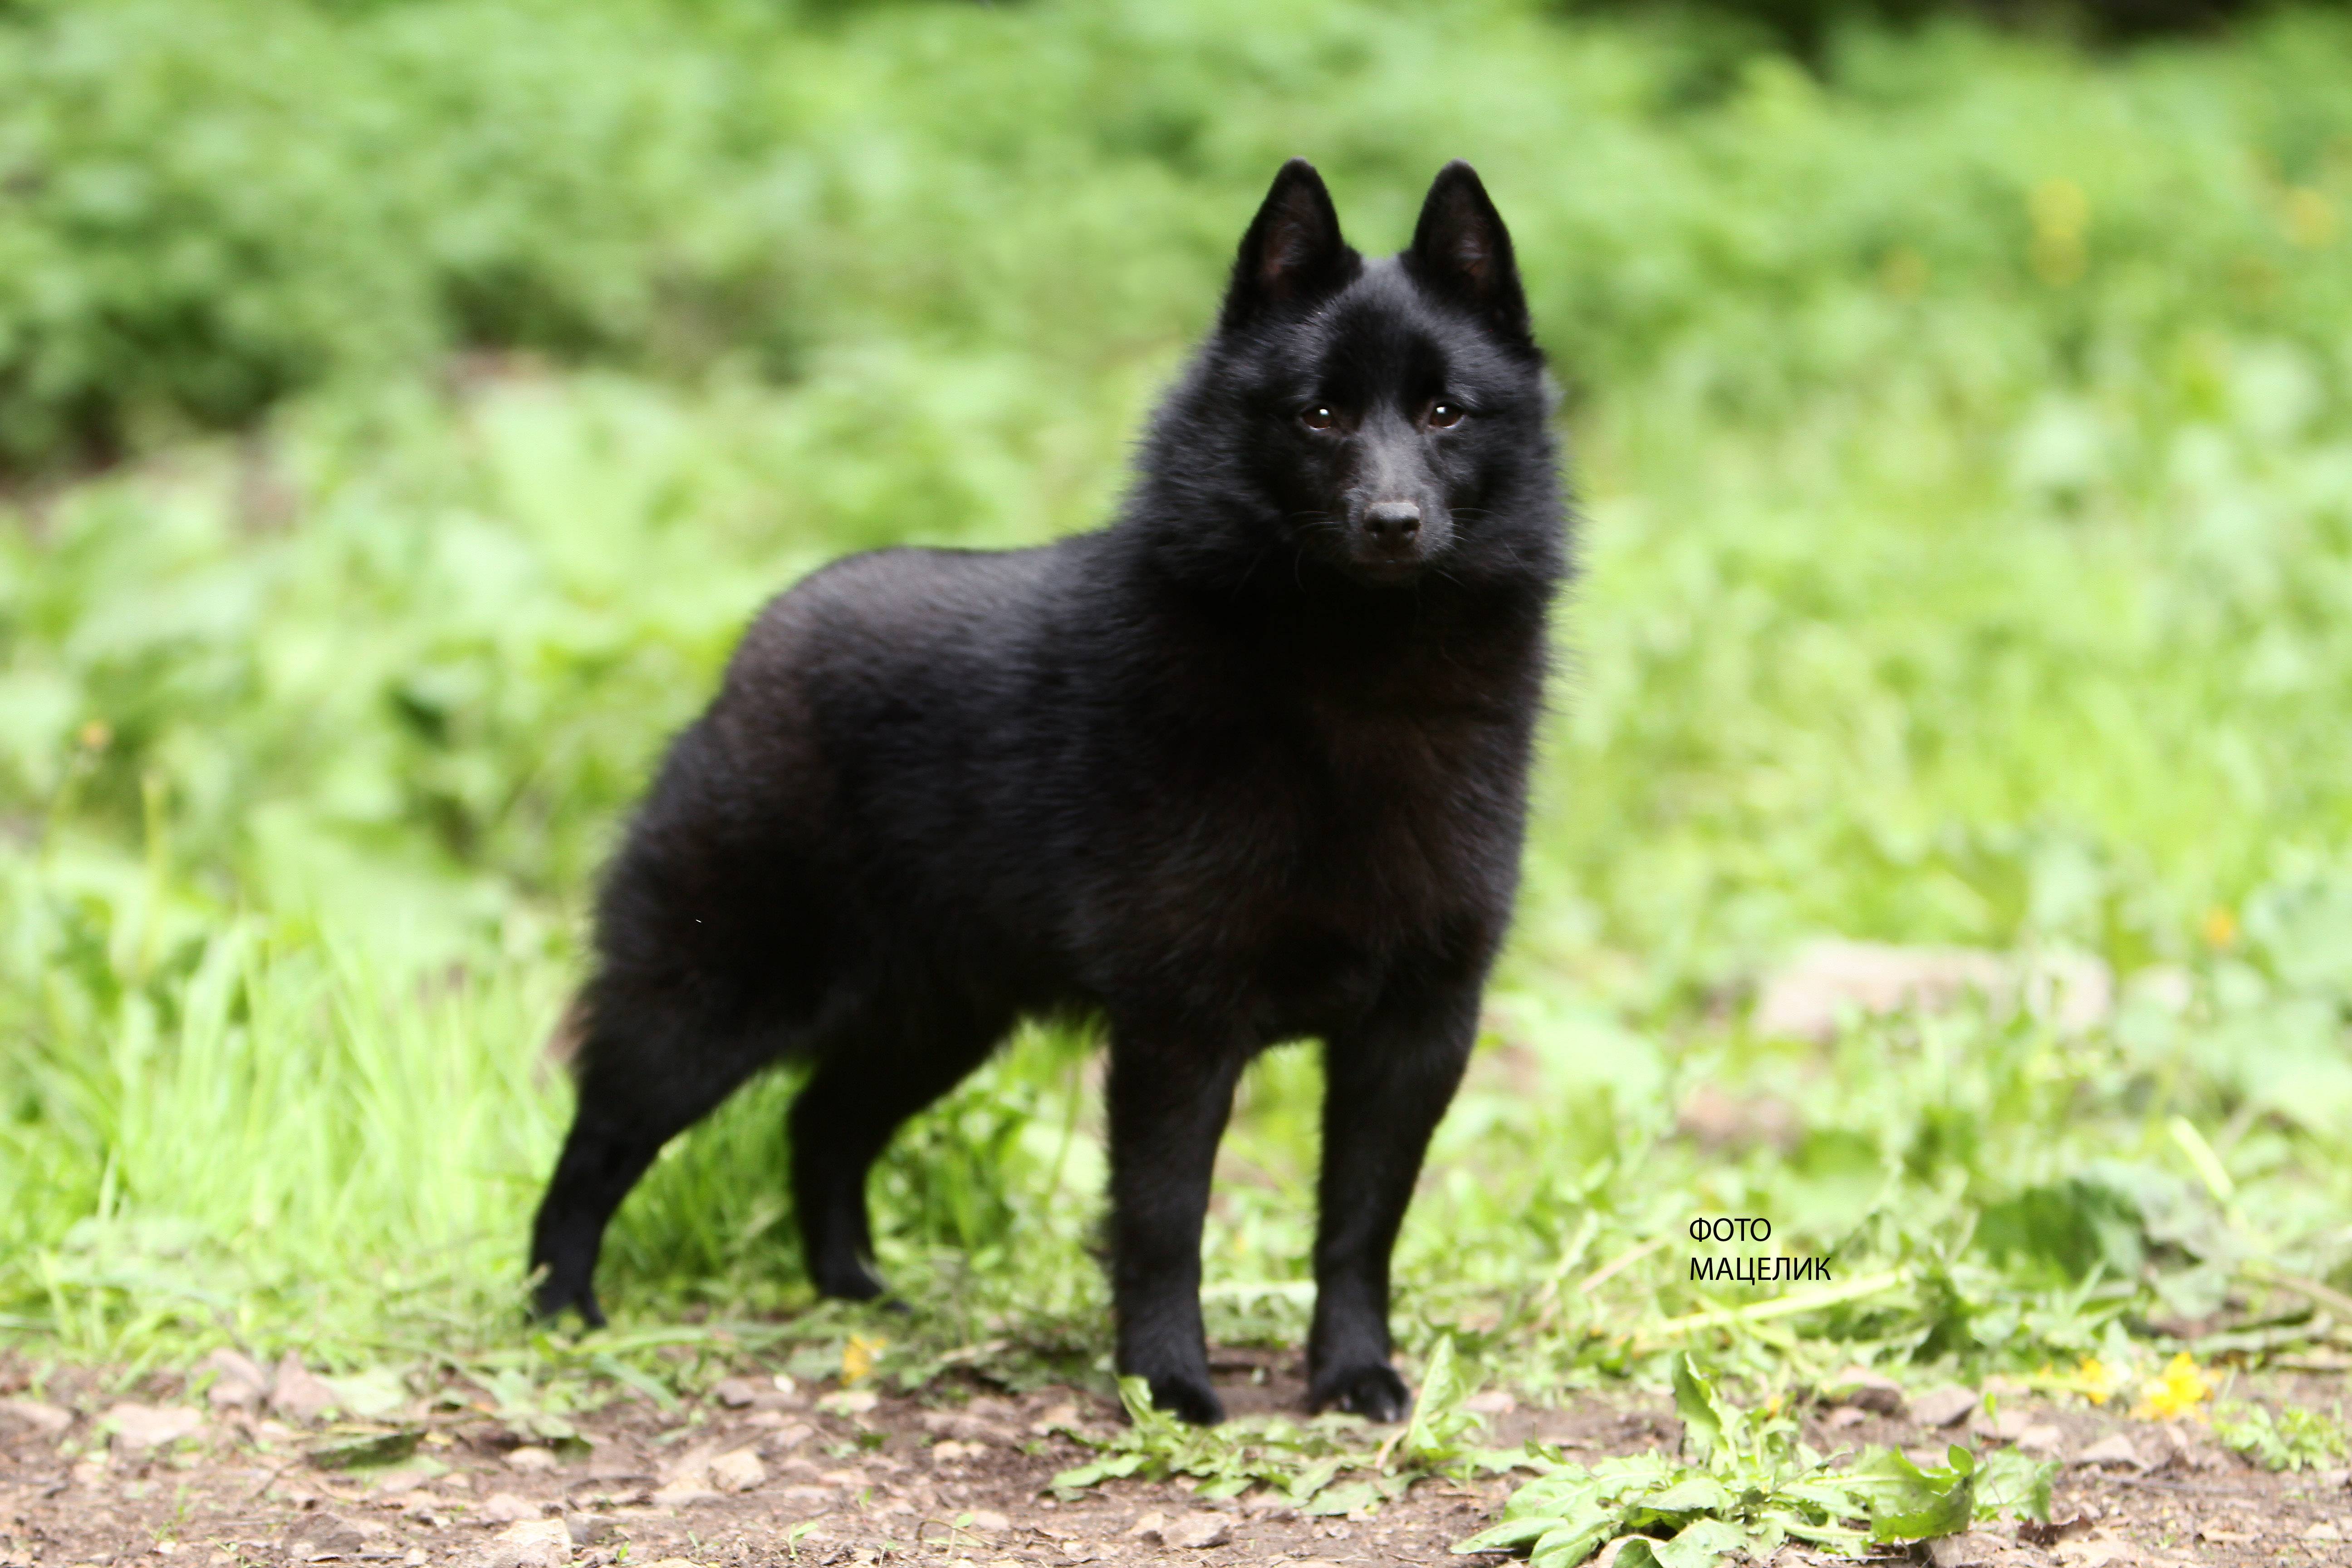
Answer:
[529,158,1570,1426]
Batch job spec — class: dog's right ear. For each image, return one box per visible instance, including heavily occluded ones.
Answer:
[1220,159,1358,332]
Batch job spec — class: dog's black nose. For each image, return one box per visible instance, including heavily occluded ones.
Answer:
[1363,501,1421,547]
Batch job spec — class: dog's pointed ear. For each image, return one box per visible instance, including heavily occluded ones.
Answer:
[1406,161,1530,345]
[1221,159,1357,331]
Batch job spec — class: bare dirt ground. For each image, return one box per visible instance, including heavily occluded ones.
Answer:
[4,1352,2347,1568]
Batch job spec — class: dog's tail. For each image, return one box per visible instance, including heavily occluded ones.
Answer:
[540,991,592,1079]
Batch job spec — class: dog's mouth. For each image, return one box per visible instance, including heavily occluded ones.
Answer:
[1346,551,1428,587]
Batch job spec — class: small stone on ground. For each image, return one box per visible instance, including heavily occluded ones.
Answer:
[1911,1385,1980,1429]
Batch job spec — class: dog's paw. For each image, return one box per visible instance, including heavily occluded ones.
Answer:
[529,1278,606,1330]
[1311,1363,1412,1423]
[813,1259,889,1303]
[1145,1372,1227,1426]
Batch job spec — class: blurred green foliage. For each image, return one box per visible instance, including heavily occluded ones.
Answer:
[5,0,2350,467]
[1,0,2352,1403]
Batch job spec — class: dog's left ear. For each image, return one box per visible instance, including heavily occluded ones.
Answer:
[1406,162,1531,347]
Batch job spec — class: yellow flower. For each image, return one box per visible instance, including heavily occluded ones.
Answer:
[842,1333,889,1386]
[2023,1357,2122,1406]
[2066,1356,2117,1406]
[2132,1353,2214,1421]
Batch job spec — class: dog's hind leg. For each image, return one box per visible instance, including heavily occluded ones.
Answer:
[1307,973,1481,1421]
[786,996,1009,1301]
[529,1003,780,1327]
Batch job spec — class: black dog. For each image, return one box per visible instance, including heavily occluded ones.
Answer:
[529,158,1568,1425]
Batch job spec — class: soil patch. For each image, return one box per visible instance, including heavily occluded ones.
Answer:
[2,1357,2346,1567]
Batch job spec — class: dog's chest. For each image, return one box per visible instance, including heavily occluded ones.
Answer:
[1142,702,1520,1037]
[1127,686,1524,940]
[1057,606,1541,1023]
[1290,696,1519,902]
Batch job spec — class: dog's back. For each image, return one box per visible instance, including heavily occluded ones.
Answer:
[530,158,1567,1426]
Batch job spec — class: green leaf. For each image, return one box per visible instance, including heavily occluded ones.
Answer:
[1284,1455,1346,1505]
[588,1352,680,1413]
[1778,1515,1873,1551]
[1453,1515,1560,1553]
[1976,1448,2059,1521]
[1529,1520,1620,1568]
[304,1427,421,1469]
[1396,1334,1483,1469]
[1849,1447,1975,1542]
[1671,1355,1724,1469]
[1303,1480,1381,1517]
[1114,1375,1177,1436]
[318,1367,408,1419]
[1653,1516,1754,1568]
[1638,1475,1735,1516]
[1049,1453,1146,1493]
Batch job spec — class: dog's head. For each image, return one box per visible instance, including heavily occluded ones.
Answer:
[1146,159,1561,595]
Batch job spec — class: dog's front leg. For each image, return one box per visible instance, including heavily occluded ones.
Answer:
[1107,1027,1245,1426]
[1308,976,1480,1421]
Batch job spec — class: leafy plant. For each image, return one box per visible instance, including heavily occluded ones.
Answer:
[473,1366,590,1451]
[1052,1338,1513,1513]
[1049,1378,1387,1509]
[1453,1357,2017,1566]
[2213,1401,2349,1472]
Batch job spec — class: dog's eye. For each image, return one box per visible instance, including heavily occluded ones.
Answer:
[1427,402,1465,429]
[1301,407,1337,431]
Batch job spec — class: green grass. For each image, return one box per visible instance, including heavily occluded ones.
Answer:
[5,0,2352,1421]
